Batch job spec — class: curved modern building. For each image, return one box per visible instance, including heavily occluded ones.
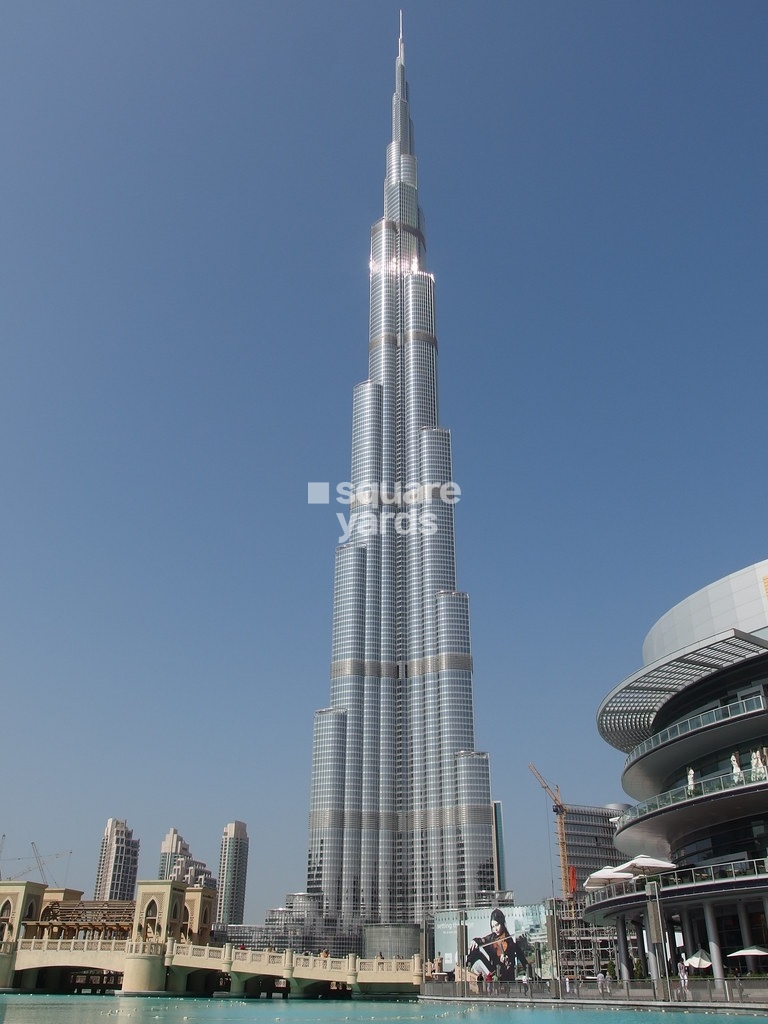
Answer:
[586,560,768,982]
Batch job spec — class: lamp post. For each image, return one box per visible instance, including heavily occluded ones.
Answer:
[546,898,561,998]
[456,910,467,997]
[645,882,671,1001]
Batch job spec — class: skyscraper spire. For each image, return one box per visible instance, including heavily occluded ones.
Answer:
[306,21,499,943]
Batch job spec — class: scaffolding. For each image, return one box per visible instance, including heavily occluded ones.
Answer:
[548,895,623,981]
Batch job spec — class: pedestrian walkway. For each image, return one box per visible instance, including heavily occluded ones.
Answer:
[422,976,768,1014]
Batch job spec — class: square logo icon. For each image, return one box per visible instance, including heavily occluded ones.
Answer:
[307,482,330,505]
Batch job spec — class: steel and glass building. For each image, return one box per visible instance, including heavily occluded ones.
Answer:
[564,804,628,892]
[216,821,249,927]
[306,23,499,934]
[586,560,768,982]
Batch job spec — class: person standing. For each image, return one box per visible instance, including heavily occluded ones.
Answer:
[677,959,688,1000]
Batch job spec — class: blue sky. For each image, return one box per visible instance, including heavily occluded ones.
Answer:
[2,1,767,919]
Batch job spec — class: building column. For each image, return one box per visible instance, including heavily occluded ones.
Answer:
[229,973,246,996]
[736,901,756,973]
[0,945,17,989]
[633,918,649,978]
[640,901,661,982]
[680,907,695,960]
[122,942,167,994]
[616,915,631,981]
[702,901,724,983]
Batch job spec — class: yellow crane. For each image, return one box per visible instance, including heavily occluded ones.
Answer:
[528,762,575,899]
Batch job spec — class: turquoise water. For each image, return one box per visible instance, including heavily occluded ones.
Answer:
[0,997,725,1024]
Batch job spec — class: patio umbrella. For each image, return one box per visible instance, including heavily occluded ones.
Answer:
[614,854,676,875]
[584,868,635,891]
[684,950,712,968]
[727,946,768,957]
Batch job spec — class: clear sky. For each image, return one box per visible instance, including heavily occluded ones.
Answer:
[2,1,767,920]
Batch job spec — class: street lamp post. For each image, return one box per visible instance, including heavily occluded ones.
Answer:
[645,882,671,1001]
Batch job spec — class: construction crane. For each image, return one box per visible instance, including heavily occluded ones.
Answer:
[0,835,5,880]
[528,763,575,899]
[4,845,73,886]
[31,842,48,885]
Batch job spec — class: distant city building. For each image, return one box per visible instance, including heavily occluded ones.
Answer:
[169,856,215,890]
[158,827,189,880]
[492,801,507,891]
[587,559,768,983]
[216,821,248,926]
[306,18,499,947]
[564,803,628,892]
[158,827,216,890]
[93,818,139,901]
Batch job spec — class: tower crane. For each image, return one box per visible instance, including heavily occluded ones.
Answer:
[528,763,575,899]
[31,842,48,885]
[4,845,73,886]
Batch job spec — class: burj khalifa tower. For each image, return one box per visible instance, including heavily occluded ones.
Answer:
[306,20,501,934]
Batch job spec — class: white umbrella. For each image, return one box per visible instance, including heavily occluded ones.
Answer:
[727,946,768,957]
[584,868,635,891]
[684,949,712,969]
[614,854,676,875]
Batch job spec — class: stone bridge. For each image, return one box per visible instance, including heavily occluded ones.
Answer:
[0,879,422,997]
[6,938,421,997]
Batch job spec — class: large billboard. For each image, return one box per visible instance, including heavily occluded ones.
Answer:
[434,904,546,978]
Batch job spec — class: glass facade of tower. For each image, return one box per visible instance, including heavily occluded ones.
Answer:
[216,821,249,926]
[307,27,498,930]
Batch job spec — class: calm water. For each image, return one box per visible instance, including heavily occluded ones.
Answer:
[0,997,727,1024]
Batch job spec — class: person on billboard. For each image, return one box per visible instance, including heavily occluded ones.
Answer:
[466,908,529,982]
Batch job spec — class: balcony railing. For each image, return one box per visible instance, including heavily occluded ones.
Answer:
[586,855,768,908]
[624,695,765,769]
[615,764,768,831]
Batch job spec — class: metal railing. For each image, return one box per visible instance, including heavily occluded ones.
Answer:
[624,694,765,768]
[586,855,768,907]
[616,765,768,831]
[424,975,768,1004]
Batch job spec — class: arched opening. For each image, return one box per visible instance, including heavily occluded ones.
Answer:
[169,898,180,939]
[199,905,211,943]
[0,900,12,941]
[181,905,190,942]
[143,899,158,941]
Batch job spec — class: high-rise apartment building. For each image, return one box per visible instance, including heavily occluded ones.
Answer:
[158,826,216,890]
[216,821,249,926]
[158,827,190,880]
[306,23,499,932]
[93,817,140,901]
